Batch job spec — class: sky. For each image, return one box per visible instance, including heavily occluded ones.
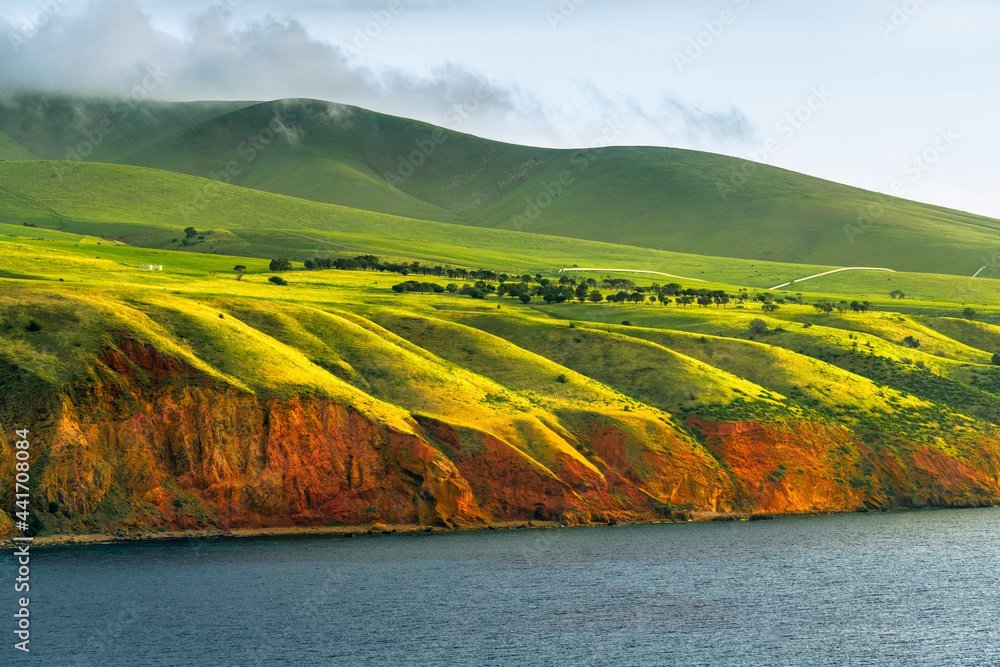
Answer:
[0,0,997,219]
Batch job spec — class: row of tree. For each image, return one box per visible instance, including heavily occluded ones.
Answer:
[325,255,554,284]
[812,300,876,314]
[268,255,951,319]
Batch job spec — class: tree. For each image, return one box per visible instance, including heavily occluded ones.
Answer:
[468,289,484,299]
[269,258,291,272]
[890,290,905,299]
[268,276,288,286]
[992,353,1000,366]
[184,227,197,239]
[304,259,316,270]
[697,296,712,308]
[587,291,604,303]
[748,318,768,336]
[903,336,920,349]
[575,283,589,302]
[850,300,863,314]
[519,294,531,304]
[813,301,833,314]
[761,303,779,313]
[963,307,977,319]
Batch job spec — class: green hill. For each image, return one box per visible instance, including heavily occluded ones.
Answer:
[0,94,251,163]
[113,100,464,223]
[1,96,998,276]
[4,159,1000,305]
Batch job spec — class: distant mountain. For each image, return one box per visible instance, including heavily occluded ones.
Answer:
[2,95,998,275]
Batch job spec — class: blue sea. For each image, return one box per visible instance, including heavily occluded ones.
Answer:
[6,508,999,666]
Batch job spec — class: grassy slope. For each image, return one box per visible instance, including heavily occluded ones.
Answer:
[3,238,997,443]
[3,160,1000,304]
[2,96,998,275]
[115,100,463,223]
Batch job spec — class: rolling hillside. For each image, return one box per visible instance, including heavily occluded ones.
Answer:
[1,95,998,276]
[2,94,999,542]
[2,160,1000,305]
[2,237,1000,539]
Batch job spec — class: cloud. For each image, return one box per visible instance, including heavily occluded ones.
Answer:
[658,96,755,144]
[0,1,528,124]
[1,1,175,94]
[0,0,755,152]
[529,80,755,152]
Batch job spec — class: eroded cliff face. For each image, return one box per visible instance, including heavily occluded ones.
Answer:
[689,418,1000,513]
[6,339,487,535]
[689,419,867,513]
[2,338,999,539]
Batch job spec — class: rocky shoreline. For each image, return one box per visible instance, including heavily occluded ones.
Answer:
[9,504,998,549]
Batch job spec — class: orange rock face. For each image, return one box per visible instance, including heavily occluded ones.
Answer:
[15,340,488,533]
[2,340,999,538]
[688,418,1000,512]
[689,418,866,513]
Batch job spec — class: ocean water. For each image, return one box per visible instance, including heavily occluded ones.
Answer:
[6,508,1000,666]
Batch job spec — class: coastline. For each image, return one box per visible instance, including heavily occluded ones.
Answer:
[0,509,871,548]
[2,520,565,548]
[7,502,997,549]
